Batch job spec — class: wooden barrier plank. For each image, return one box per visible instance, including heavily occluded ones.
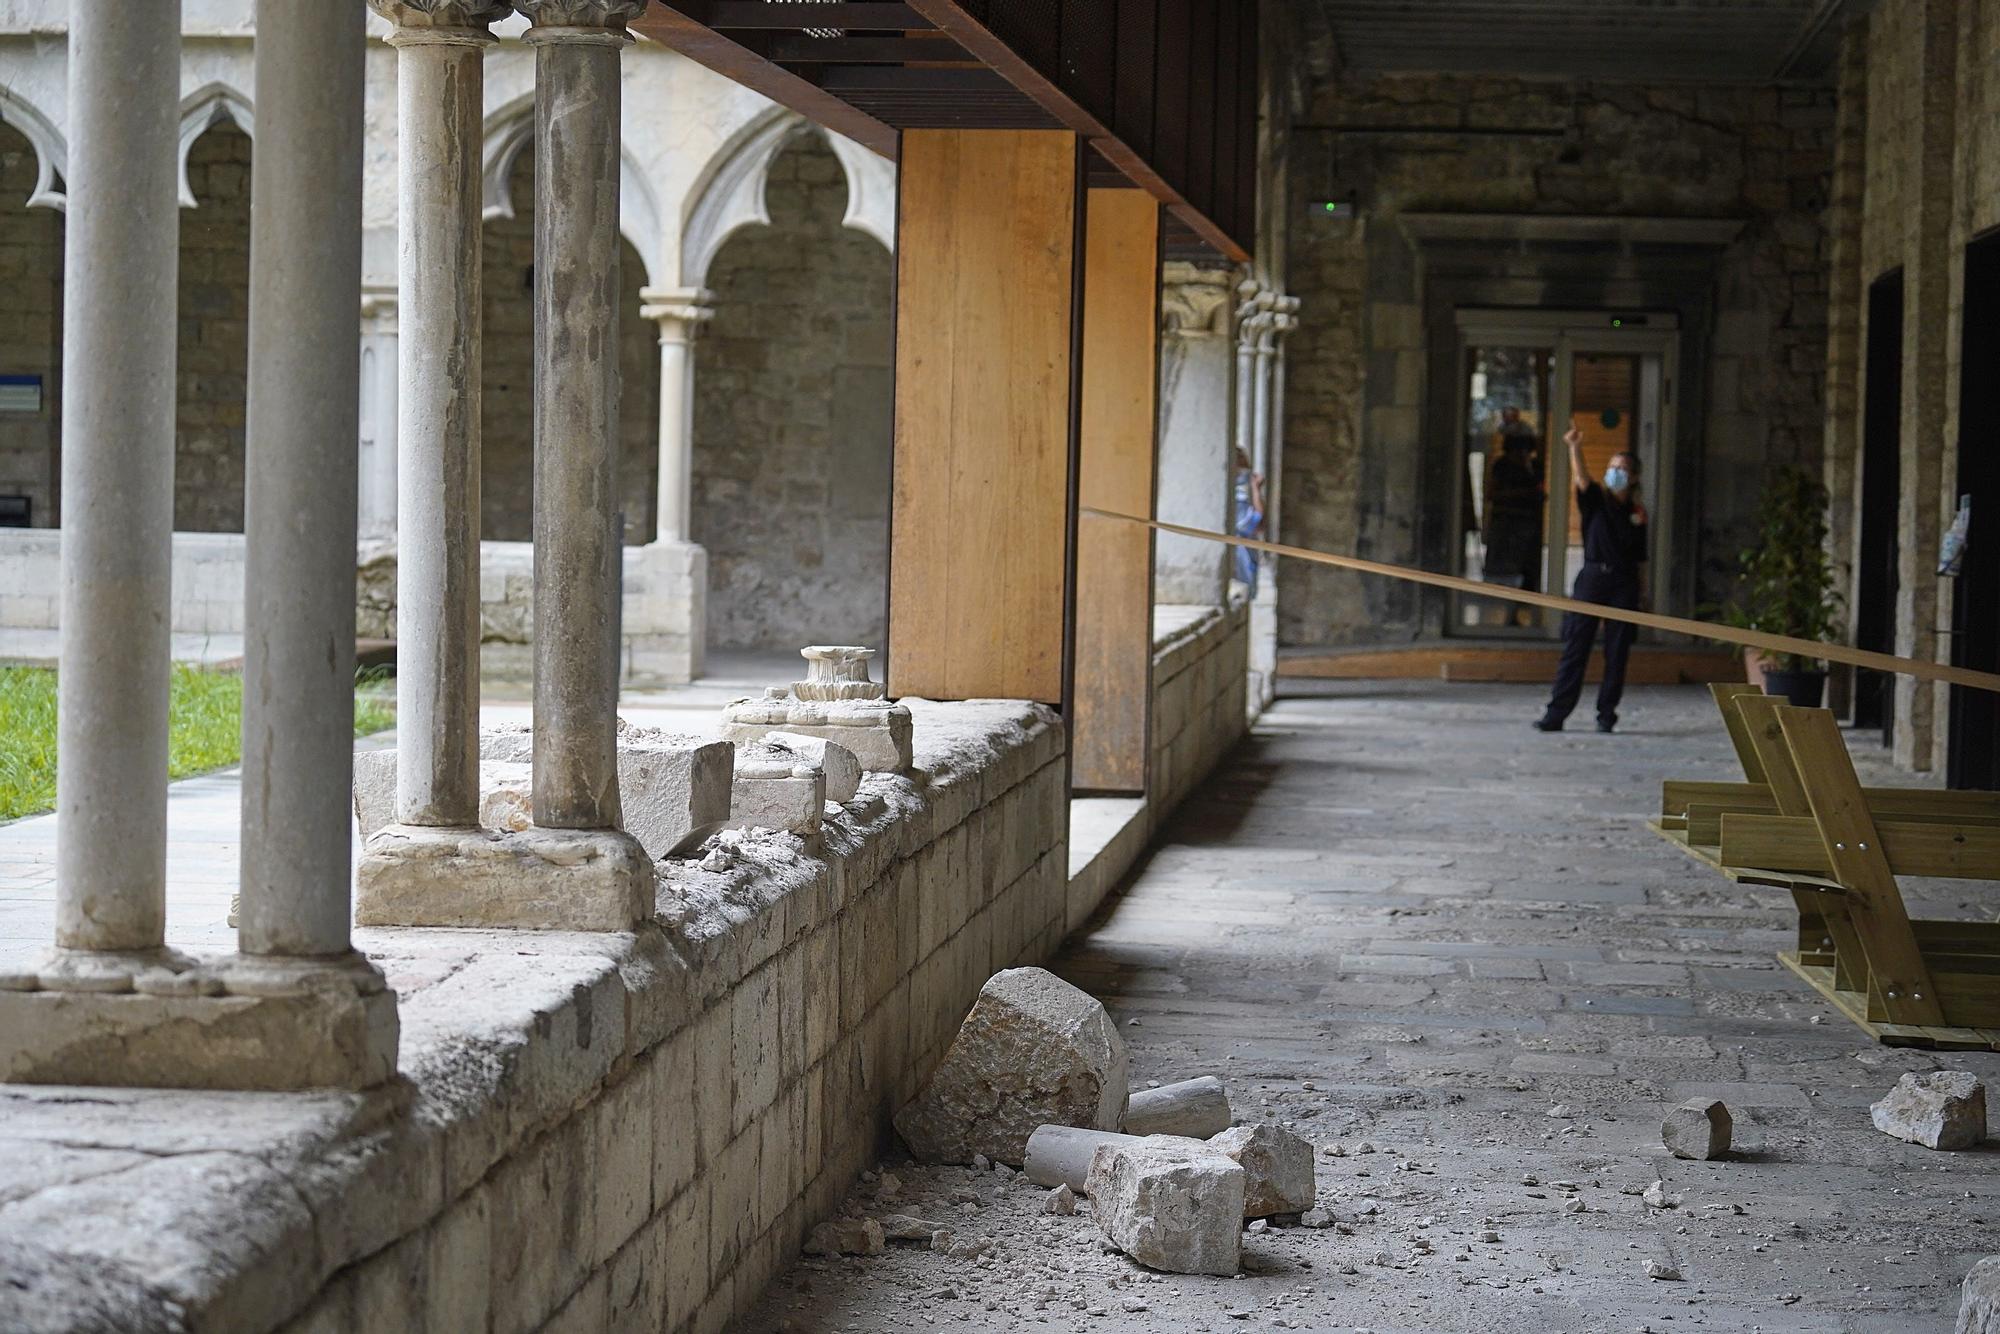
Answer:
[1072,187,1160,792]
[1711,684,1769,784]
[889,129,1080,704]
[1720,813,2000,879]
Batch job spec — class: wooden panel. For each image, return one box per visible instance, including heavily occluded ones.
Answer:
[1073,188,1160,792]
[1733,694,1807,814]
[1280,645,1740,684]
[889,130,1080,703]
[1662,778,2000,821]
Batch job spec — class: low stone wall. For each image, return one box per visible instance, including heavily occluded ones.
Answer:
[0,701,1065,1334]
[0,530,704,681]
[1067,597,1253,931]
[0,528,247,637]
[1147,597,1253,820]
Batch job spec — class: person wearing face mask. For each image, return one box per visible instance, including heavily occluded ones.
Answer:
[1534,426,1648,733]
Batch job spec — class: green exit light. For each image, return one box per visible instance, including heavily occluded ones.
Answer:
[1310,199,1355,220]
[1611,317,1624,327]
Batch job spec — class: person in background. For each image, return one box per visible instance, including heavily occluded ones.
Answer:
[1534,426,1647,733]
[1232,445,1265,596]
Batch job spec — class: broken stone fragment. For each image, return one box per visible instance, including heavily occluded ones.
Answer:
[803,1217,885,1256]
[478,723,734,857]
[1958,1254,2000,1332]
[1207,1123,1317,1218]
[1872,1071,1988,1150]
[728,737,828,834]
[1024,1125,1148,1192]
[878,1214,947,1245]
[1044,1183,1077,1216]
[1086,1136,1246,1277]
[1645,1258,1682,1281]
[894,968,1129,1167]
[1123,1075,1233,1138]
[1662,1097,1733,1160]
[765,730,861,802]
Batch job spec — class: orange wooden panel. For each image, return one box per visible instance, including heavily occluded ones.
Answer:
[1073,188,1161,791]
[889,129,1080,704]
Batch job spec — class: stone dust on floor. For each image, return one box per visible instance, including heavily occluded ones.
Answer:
[741,681,2000,1334]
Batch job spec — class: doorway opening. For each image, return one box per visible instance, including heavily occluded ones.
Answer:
[1450,310,1677,637]
[1854,271,1903,744]
[1948,236,2000,789]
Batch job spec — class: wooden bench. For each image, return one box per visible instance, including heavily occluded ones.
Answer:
[1650,684,2000,1049]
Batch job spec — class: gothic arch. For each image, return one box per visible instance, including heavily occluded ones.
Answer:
[680,107,894,289]
[480,93,664,289]
[178,83,255,209]
[0,86,66,211]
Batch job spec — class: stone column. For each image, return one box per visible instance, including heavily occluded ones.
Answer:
[517,0,648,830]
[44,0,183,980]
[1154,262,1237,606]
[237,0,372,959]
[640,286,713,545]
[373,1,508,828]
[357,285,400,544]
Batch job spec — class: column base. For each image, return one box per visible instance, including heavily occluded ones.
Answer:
[356,823,653,931]
[0,950,398,1090]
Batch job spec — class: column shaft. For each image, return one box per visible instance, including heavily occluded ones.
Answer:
[654,323,693,544]
[529,26,629,828]
[392,27,492,826]
[238,0,367,957]
[53,1,182,954]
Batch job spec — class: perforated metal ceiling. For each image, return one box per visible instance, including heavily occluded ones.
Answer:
[1306,0,1876,84]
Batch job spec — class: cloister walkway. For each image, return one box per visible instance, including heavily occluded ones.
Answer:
[746,681,2000,1334]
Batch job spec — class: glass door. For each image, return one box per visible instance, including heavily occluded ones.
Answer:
[1451,311,1679,637]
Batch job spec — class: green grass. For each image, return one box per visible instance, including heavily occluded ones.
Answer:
[0,664,398,823]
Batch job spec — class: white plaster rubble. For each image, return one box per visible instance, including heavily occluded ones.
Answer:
[1085,1135,1246,1277]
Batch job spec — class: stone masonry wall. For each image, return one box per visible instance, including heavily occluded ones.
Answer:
[175,122,252,534]
[1824,0,2000,771]
[481,144,661,546]
[0,703,1069,1334]
[1148,599,1252,823]
[1281,75,1833,647]
[0,123,60,528]
[690,132,895,652]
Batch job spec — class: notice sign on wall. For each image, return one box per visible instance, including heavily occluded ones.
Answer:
[0,375,43,414]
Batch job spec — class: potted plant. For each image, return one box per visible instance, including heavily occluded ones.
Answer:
[1723,467,1843,707]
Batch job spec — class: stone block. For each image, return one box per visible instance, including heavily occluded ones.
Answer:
[1958,1255,2000,1333]
[729,738,827,834]
[1207,1123,1316,1217]
[0,959,398,1091]
[893,966,1129,1166]
[357,824,652,931]
[1872,1071,1987,1150]
[765,730,862,802]
[721,707,913,775]
[1086,1135,1245,1276]
[481,724,734,858]
[592,1070,656,1268]
[1662,1097,1733,1160]
[1124,1076,1233,1138]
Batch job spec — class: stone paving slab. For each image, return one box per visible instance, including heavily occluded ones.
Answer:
[743,681,1999,1333]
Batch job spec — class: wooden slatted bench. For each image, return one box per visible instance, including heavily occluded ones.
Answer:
[1650,684,2000,1049]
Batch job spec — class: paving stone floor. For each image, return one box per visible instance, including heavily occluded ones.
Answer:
[745,681,2000,1334]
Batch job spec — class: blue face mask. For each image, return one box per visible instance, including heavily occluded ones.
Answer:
[1603,466,1630,492]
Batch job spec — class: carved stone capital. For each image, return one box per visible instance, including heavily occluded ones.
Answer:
[509,0,648,30]
[1160,261,1236,338]
[369,0,511,32]
[639,286,716,331]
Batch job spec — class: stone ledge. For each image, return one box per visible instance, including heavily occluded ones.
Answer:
[357,824,653,931]
[0,699,1068,1334]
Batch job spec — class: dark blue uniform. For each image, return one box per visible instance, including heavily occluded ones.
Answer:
[1538,481,1647,731]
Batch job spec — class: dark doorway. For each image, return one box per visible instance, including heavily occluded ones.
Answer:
[1854,271,1903,743]
[1949,235,2000,789]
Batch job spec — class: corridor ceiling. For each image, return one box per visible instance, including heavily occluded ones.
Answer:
[1306,0,1878,84]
